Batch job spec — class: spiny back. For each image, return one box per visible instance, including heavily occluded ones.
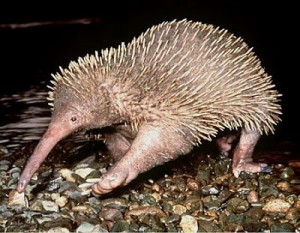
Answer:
[49,19,281,144]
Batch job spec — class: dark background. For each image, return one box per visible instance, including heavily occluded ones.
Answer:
[0,1,298,141]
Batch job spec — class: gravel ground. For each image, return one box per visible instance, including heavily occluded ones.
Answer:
[0,140,299,232]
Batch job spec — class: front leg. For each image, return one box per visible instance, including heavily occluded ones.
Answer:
[232,128,269,177]
[92,123,193,195]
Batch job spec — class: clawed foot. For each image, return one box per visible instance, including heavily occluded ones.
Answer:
[233,162,271,177]
[91,166,137,196]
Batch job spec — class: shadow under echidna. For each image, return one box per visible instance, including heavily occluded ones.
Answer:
[17,19,281,196]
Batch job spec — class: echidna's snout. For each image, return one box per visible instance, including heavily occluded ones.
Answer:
[17,123,71,193]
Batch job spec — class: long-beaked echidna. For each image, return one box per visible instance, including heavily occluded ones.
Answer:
[17,19,281,195]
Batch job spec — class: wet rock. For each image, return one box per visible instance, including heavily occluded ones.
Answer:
[55,196,68,208]
[46,227,70,233]
[184,196,204,213]
[277,181,292,192]
[258,176,279,197]
[47,177,63,191]
[223,222,243,232]
[263,199,291,213]
[64,189,85,200]
[180,215,198,233]
[58,168,76,183]
[139,193,157,205]
[72,205,93,214]
[126,206,166,219]
[38,217,74,231]
[172,204,187,215]
[214,158,231,177]
[186,178,200,191]
[50,193,60,201]
[139,214,165,232]
[286,194,297,205]
[87,197,101,212]
[99,208,123,221]
[202,196,221,210]
[0,164,9,171]
[165,214,180,224]
[0,203,7,213]
[151,192,162,202]
[226,197,249,214]
[244,207,264,220]
[198,220,222,232]
[102,198,128,209]
[218,190,232,203]
[195,169,210,185]
[41,200,59,212]
[7,190,28,208]
[247,190,259,203]
[151,183,162,192]
[270,222,294,232]
[285,207,300,222]
[243,222,267,232]
[0,145,9,155]
[198,214,215,221]
[295,199,300,209]
[280,167,295,179]
[30,199,44,212]
[201,185,220,195]
[111,220,130,232]
[76,222,107,233]
[75,168,95,179]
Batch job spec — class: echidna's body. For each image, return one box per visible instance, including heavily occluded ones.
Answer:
[18,19,281,195]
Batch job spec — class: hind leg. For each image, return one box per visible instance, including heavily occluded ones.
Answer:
[102,125,136,161]
[104,131,132,162]
[232,128,269,177]
[216,133,238,155]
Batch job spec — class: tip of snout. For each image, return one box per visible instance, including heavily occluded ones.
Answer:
[17,180,26,193]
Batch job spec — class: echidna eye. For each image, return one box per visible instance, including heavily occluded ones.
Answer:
[71,117,77,122]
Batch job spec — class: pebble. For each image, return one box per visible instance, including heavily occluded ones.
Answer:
[285,207,300,221]
[41,200,59,212]
[75,168,95,179]
[126,206,166,219]
[0,164,9,171]
[99,208,123,221]
[263,199,292,213]
[76,222,107,233]
[172,204,187,215]
[58,168,76,183]
[247,190,259,203]
[151,192,162,202]
[101,198,128,209]
[55,196,68,208]
[72,205,91,213]
[47,227,70,233]
[7,190,28,208]
[0,145,9,155]
[180,215,198,233]
[277,181,291,192]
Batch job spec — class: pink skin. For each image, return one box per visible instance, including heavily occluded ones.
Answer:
[216,133,238,155]
[91,124,194,195]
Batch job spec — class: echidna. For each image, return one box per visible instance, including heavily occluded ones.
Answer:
[17,19,281,195]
